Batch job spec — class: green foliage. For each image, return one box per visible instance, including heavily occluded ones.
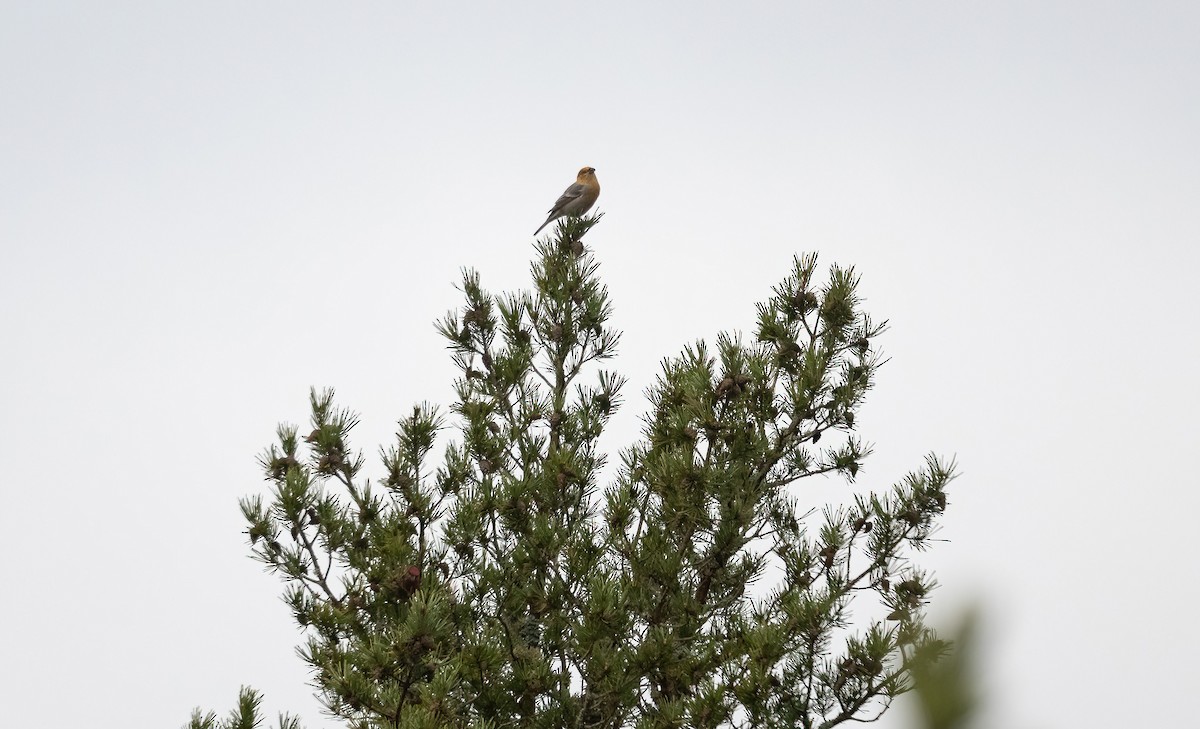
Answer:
[191,215,957,728]
[186,686,304,729]
[908,609,980,729]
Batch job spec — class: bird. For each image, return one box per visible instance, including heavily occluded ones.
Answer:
[534,166,600,235]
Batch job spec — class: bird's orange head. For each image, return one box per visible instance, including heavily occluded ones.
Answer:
[577,166,597,181]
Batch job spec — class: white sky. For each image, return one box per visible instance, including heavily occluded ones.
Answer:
[2,2,1198,727]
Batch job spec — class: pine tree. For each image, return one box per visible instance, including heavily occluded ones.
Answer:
[190,215,956,729]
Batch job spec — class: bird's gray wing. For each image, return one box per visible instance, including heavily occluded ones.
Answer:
[548,182,587,212]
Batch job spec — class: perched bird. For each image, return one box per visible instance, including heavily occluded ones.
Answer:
[534,166,600,235]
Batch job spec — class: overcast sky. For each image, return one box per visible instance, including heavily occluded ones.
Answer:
[2,2,1198,727]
